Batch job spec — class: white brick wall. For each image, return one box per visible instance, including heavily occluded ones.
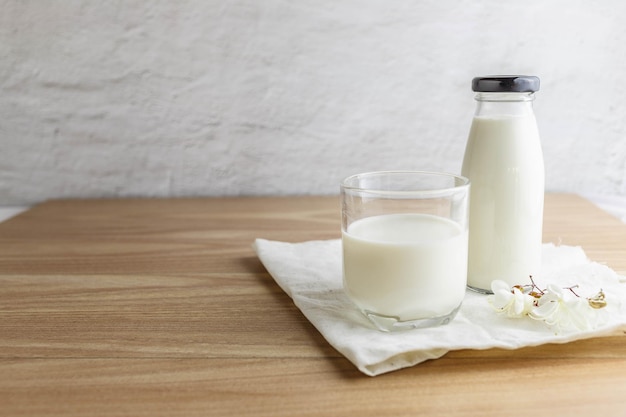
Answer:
[2,1,625,204]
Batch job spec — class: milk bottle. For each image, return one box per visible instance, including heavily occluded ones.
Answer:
[461,76,545,293]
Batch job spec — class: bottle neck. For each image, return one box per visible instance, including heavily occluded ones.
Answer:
[474,92,535,117]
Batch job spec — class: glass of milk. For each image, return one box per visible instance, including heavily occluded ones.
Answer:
[341,171,470,332]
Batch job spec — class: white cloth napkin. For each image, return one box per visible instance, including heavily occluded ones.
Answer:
[254,239,626,376]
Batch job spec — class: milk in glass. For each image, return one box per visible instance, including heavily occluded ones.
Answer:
[342,213,468,320]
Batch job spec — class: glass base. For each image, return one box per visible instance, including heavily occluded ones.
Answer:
[363,304,462,332]
[467,285,493,294]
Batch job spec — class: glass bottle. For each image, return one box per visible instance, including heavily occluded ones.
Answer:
[461,76,545,293]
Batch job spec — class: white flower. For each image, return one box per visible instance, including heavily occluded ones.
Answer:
[488,280,534,318]
[487,278,607,333]
[529,284,590,331]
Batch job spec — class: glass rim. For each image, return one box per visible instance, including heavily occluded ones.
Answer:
[340,170,469,196]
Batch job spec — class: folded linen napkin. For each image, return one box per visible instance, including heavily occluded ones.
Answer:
[254,239,626,376]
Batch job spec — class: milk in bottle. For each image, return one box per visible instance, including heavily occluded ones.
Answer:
[461,76,545,293]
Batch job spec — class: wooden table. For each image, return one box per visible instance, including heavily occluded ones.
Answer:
[1,194,625,416]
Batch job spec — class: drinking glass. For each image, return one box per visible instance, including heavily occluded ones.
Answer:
[341,171,470,331]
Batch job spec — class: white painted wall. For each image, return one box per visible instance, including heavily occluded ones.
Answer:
[2,0,626,205]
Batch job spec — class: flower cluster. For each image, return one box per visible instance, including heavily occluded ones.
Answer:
[488,276,607,332]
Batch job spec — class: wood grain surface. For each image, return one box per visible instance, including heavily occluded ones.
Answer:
[1,194,625,416]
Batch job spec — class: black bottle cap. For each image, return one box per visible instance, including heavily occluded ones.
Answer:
[472,76,540,92]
